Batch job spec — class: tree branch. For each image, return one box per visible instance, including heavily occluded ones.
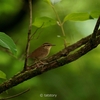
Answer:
[0,29,100,94]
[91,16,100,39]
[24,0,32,70]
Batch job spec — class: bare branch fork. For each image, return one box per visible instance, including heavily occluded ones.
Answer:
[24,0,44,70]
[0,17,100,94]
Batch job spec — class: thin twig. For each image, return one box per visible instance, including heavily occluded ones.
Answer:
[52,6,65,36]
[36,31,43,39]
[30,23,44,39]
[24,0,32,70]
[50,4,67,47]
[0,88,30,100]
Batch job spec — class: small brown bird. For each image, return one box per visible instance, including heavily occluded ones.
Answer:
[28,43,55,62]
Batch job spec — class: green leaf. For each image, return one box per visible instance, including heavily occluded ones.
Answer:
[0,70,6,79]
[90,11,100,18]
[33,16,56,28]
[0,32,17,55]
[63,13,90,22]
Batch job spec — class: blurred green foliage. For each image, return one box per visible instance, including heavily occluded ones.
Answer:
[0,0,100,100]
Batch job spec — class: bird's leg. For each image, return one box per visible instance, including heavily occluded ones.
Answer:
[35,58,48,67]
[38,60,48,64]
[29,58,48,68]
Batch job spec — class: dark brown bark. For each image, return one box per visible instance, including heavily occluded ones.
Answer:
[0,30,100,94]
